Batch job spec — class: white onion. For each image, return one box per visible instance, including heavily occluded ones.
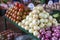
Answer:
[28,17,33,22]
[21,25,25,28]
[33,14,38,19]
[39,13,45,18]
[29,12,34,17]
[47,22,52,27]
[39,23,45,28]
[22,20,26,24]
[26,16,30,20]
[44,19,48,23]
[29,29,34,33]
[32,10,40,14]
[34,26,40,30]
[29,23,35,28]
[37,20,40,25]
[18,22,21,26]
[25,26,30,30]
[44,14,48,18]
[33,31,39,36]
[40,19,45,23]
[32,20,36,24]
[25,21,29,26]
[49,16,53,21]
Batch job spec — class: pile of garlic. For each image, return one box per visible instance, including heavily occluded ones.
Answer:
[18,6,58,37]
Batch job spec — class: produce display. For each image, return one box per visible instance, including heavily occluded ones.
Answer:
[38,25,60,40]
[44,2,60,10]
[5,3,60,40]
[0,30,22,40]
[52,11,60,23]
[5,3,31,23]
[18,6,58,38]
[53,14,60,23]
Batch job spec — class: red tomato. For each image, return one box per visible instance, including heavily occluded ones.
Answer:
[19,8,24,12]
[15,2,19,7]
[19,4,24,9]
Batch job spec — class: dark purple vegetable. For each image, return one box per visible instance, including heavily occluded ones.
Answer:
[54,29,59,33]
[45,38,49,40]
[45,27,50,31]
[51,36,58,40]
[45,31,51,38]
[39,28,46,35]
[59,38,60,40]
[52,33,60,37]
[41,36,45,40]
[52,27,56,31]
[38,25,60,40]
[37,34,41,38]
[56,25,60,30]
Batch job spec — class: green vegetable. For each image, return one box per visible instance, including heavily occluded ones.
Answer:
[53,14,59,18]
[40,0,45,4]
[3,0,8,3]
[51,10,60,23]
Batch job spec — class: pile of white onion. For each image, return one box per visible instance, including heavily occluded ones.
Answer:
[18,6,58,37]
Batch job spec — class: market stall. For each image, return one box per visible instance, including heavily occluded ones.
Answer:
[0,0,60,40]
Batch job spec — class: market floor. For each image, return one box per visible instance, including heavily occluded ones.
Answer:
[0,16,22,33]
